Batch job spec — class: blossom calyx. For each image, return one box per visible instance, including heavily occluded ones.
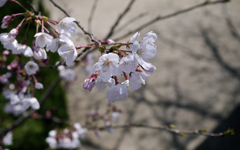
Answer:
[98,45,106,53]
[40,16,49,22]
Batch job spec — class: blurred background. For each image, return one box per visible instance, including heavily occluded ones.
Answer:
[44,0,240,150]
[1,0,240,149]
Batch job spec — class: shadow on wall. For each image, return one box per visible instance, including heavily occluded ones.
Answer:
[196,104,240,150]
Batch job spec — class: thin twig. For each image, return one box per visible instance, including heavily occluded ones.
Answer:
[49,0,101,46]
[38,115,71,125]
[30,113,231,137]
[114,0,231,41]
[104,0,136,40]
[93,123,231,137]
[114,12,148,35]
[0,77,62,138]
[23,0,39,14]
[88,0,99,33]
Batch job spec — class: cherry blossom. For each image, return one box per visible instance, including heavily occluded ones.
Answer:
[128,32,157,70]
[2,132,12,146]
[22,97,40,110]
[143,31,157,43]
[2,15,11,23]
[92,53,122,82]
[129,65,156,90]
[95,77,115,90]
[57,35,77,66]
[35,82,43,89]
[1,22,8,28]
[24,61,39,75]
[8,28,18,36]
[13,44,33,57]
[34,32,53,48]
[46,38,60,53]
[60,68,76,82]
[0,0,7,7]
[83,78,95,92]
[0,33,18,51]
[58,17,77,37]
[73,123,88,139]
[107,83,128,103]
[119,53,138,74]
[33,47,47,60]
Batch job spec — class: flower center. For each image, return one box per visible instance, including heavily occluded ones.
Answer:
[124,62,130,66]
[68,46,74,53]
[137,50,144,56]
[104,59,111,67]
[40,35,45,41]
[60,22,66,28]
[29,64,34,69]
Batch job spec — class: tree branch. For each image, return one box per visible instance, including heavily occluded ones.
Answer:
[114,12,148,35]
[104,0,136,40]
[88,0,99,33]
[30,113,233,137]
[23,0,39,14]
[49,0,101,46]
[94,123,233,137]
[114,0,231,41]
[0,77,62,138]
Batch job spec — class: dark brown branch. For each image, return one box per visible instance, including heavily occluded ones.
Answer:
[23,0,39,14]
[49,0,101,46]
[38,115,71,125]
[0,77,62,138]
[114,0,231,41]
[88,0,99,33]
[104,0,136,40]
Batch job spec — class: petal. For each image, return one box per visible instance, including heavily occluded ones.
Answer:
[134,53,152,70]
[95,78,107,90]
[92,62,101,72]
[129,78,141,91]
[60,34,74,46]
[29,98,40,110]
[100,69,111,82]
[143,31,157,42]
[58,45,71,57]
[23,46,33,57]
[106,78,115,87]
[66,50,77,66]
[107,53,119,63]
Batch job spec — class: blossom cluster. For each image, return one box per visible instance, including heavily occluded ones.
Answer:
[46,123,87,149]
[83,31,157,103]
[0,1,157,149]
[0,9,78,114]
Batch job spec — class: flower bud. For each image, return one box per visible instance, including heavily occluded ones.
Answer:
[26,17,33,23]
[2,15,11,23]
[107,39,115,44]
[35,19,41,26]
[8,28,18,36]
[3,50,10,55]
[24,11,34,17]
[1,23,8,29]
[40,16,48,22]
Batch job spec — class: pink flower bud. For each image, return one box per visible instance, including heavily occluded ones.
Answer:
[107,39,115,44]
[83,78,95,92]
[46,111,52,117]
[1,23,8,29]
[2,15,11,23]
[3,50,10,55]
[8,28,18,36]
